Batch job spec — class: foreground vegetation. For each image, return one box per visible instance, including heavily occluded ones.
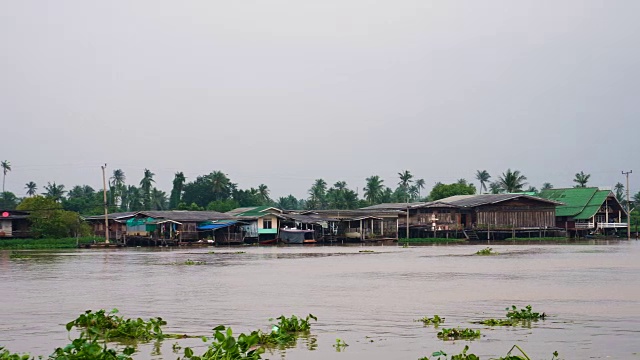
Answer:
[0,306,561,359]
[0,237,100,249]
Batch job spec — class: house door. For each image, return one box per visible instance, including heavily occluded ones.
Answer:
[461,214,467,228]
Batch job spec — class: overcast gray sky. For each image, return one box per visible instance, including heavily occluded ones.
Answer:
[1,0,639,199]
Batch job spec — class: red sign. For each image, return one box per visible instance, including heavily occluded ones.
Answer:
[1,212,8,217]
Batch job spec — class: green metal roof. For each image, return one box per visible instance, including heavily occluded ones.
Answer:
[574,190,610,220]
[538,188,611,219]
[231,206,281,217]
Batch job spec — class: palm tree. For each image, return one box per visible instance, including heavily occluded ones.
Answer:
[169,172,186,209]
[489,182,503,194]
[1,160,11,193]
[614,182,625,204]
[43,182,66,202]
[573,171,591,188]
[257,184,270,205]
[307,178,327,209]
[475,170,491,194]
[209,171,232,201]
[397,170,413,202]
[415,178,425,199]
[409,185,420,201]
[139,169,155,209]
[25,181,37,197]
[110,169,126,206]
[541,182,553,190]
[364,175,384,204]
[498,169,528,193]
[151,188,168,210]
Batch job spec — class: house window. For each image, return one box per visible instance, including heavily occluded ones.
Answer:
[263,219,272,229]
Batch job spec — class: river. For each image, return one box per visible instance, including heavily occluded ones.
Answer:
[1,240,639,359]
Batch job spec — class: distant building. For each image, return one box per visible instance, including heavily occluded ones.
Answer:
[0,210,31,238]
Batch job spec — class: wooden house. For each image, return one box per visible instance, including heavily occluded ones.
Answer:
[0,210,31,238]
[538,188,627,236]
[84,212,135,241]
[289,209,400,241]
[362,194,562,239]
[123,210,232,241]
[226,206,284,242]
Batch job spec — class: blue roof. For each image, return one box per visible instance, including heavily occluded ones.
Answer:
[197,221,237,230]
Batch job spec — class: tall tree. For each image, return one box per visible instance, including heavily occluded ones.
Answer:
[1,160,11,193]
[0,192,19,209]
[209,171,233,201]
[277,195,299,210]
[139,169,155,210]
[573,171,591,188]
[541,182,553,190]
[151,188,168,210]
[489,181,503,194]
[25,181,37,197]
[123,185,142,211]
[110,169,126,207]
[307,178,327,209]
[475,170,491,194]
[614,182,625,204]
[364,175,384,204]
[415,178,426,199]
[397,170,413,202]
[169,172,186,209]
[498,169,527,193]
[429,181,476,201]
[43,182,66,202]
[257,184,271,205]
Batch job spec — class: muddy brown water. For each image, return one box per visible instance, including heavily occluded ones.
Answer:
[1,241,639,359]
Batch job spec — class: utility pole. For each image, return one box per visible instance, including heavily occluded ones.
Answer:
[622,170,632,240]
[102,164,110,244]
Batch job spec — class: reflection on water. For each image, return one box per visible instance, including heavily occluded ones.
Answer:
[1,241,639,359]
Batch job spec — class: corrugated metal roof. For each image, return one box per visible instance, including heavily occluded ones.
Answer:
[574,190,611,220]
[226,206,283,217]
[362,194,561,211]
[133,210,230,222]
[442,194,561,208]
[538,188,599,217]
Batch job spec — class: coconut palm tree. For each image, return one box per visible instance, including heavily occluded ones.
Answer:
[475,170,491,194]
[123,185,143,211]
[257,184,270,205]
[489,181,502,194]
[209,171,232,201]
[415,178,425,199]
[307,178,327,209]
[151,188,168,210]
[397,170,413,202]
[169,171,186,209]
[614,182,625,204]
[364,175,384,204]
[1,160,11,193]
[541,182,553,190]
[573,171,591,188]
[139,169,155,210]
[110,169,126,206]
[43,182,66,202]
[25,181,37,197]
[498,169,528,193]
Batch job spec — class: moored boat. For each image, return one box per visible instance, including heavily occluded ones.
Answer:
[280,228,315,244]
